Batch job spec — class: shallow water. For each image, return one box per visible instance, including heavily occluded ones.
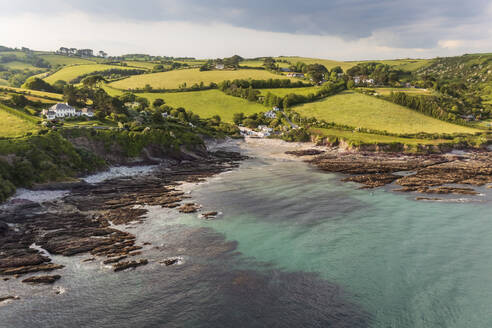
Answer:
[1,139,491,328]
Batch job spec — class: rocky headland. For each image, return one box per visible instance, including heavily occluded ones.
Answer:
[0,148,246,302]
[294,148,492,198]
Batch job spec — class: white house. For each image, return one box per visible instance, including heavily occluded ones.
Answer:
[363,78,375,85]
[44,103,77,119]
[272,106,280,112]
[215,63,225,70]
[353,76,362,84]
[46,111,56,120]
[287,73,305,78]
[264,110,277,119]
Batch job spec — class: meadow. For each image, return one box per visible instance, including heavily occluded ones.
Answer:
[359,87,434,96]
[38,54,95,66]
[259,87,321,97]
[109,68,297,90]
[0,86,63,100]
[240,60,290,68]
[0,104,39,138]
[309,127,445,146]
[123,61,156,70]
[2,61,39,70]
[138,90,267,122]
[44,64,138,84]
[294,91,479,134]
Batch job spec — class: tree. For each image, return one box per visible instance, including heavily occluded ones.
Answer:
[306,64,328,83]
[63,84,79,105]
[233,112,245,125]
[152,98,165,108]
[10,94,28,107]
[24,78,57,93]
[81,75,106,89]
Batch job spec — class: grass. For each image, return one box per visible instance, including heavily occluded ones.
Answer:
[0,78,8,86]
[259,87,321,97]
[44,64,138,84]
[278,57,430,73]
[0,86,63,100]
[310,127,446,145]
[359,87,434,96]
[122,61,156,70]
[173,60,207,66]
[2,61,39,70]
[143,90,267,122]
[103,86,266,123]
[294,91,479,134]
[240,60,290,68]
[38,54,95,66]
[109,68,297,90]
[0,104,39,137]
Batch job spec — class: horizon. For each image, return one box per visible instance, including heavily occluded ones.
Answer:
[1,0,491,60]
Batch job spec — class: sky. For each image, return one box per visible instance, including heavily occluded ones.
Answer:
[1,0,491,60]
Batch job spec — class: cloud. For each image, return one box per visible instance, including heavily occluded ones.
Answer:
[0,1,491,58]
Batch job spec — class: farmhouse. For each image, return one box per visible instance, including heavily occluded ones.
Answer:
[287,73,305,78]
[42,103,77,119]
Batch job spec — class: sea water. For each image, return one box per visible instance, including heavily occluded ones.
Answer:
[1,139,491,328]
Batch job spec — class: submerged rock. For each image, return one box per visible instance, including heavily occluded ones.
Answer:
[113,259,148,272]
[22,275,61,284]
[179,203,199,213]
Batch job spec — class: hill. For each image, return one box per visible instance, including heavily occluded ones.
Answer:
[38,54,96,66]
[44,64,139,84]
[109,68,298,90]
[294,91,479,134]
[0,103,39,138]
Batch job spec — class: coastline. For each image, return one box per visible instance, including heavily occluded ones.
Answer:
[0,140,246,304]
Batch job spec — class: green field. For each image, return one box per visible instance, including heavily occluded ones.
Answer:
[278,57,430,73]
[143,90,266,122]
[103,86,266,122]
[39,54,95,66]
[0,86,63,100]
[44,64,137,84]
[360,87,433,96]
[173,60,207,66]
[2,61,39,70]
[309,127,445,146]
[294,91,479,134]
[0,104,39,137]
[278,57,355,71]
[109,68,297,90]
[123,61,157,70]
[241,60,290,68]
[0,78,8,86]
[260,87,321,97]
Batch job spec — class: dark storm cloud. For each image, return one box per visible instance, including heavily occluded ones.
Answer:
[1,0,490,48]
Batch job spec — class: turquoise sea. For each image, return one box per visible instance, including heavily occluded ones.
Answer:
[2,139,491,327]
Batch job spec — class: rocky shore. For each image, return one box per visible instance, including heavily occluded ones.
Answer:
[289,149,492,198]
[0,149,246,301]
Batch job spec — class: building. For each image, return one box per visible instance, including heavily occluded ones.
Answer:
[45,103,77,119]
[80,108,94,117]
[46,111,56,120]
[215,63,225,70]
[287,73,305,78]
[272,106,280,112]
[264,110,277,119]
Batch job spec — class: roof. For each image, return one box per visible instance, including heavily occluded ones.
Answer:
[50,103,76,111]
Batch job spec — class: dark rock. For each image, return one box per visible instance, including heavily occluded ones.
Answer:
[162,258,179,266]
[179,203,199,213]
[22,275,61,284]
[0,295,19,302]
[1,263,64,275]
[113,259,148,272]
[285,149,325,156]
[103,256,127,264]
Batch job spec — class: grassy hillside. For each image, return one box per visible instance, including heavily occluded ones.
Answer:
[310,127,445,146]
[2,61,38,70]
[241,60,290,68]
[0,86,63,100]
[143,90,266,122]
[0,104,39,138]
[294,91,479,134]
[123,61,156,69]
[38,54,95,66]
[109,68,297,90]
[259,86,321,97]
[44,64,138,83]
[278,57,429,72]
[359,87,434,96]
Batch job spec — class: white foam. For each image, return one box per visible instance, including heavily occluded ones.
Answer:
[83,165,157,184]
[9,189,69,203]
